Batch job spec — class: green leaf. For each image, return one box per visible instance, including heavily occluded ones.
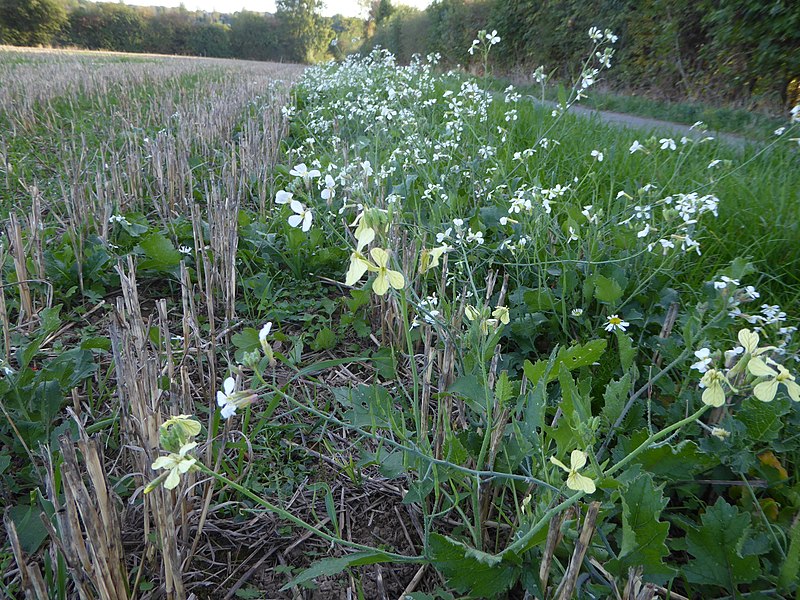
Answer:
[7,505,49,554]
[607,473,675,582]
[681,498,761,591]
[601,374,631,429]
[494,371,514,405]
[779,515,800,591]
[282,550,396,590]
[333,384,398,430]
[0,453,10,475]
[523,339,607,386]
[616,331,636,371]
[736,397,790,442]
[593,274,624,303]
[613,432,715,479]
[428,533,518,596]
[40,305,62,335]
[139,233,182,272]
[311,327,337,351]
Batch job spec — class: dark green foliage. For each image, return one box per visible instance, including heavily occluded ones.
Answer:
[367,0,800,107]
[0,0,67,46]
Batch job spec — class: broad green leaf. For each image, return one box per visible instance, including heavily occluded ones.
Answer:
[593,274,624,303]
[282,550,396,590]
[232,328,260,363]
[736,397,790,442]
[607,473,675,582]
[311,327,337,351]
[428,533,518,596]
[7,505,49,554]
[558,364,591,423]
[613,432,715,479]
[139,233,182,271]
[523,339,607,386]
[40,305,62,335]
[682,498,761,591]
[333,384,396,430]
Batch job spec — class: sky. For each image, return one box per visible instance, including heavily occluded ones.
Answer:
[120,0,433,18]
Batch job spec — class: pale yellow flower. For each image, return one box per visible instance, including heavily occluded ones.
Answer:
[370,248,404,295]
[345,250,374,286]
[550,450,596,494]
[150,442,198,490]
[700,369,728,407]
[748,357,800,402]
[492,306,510,325]
[419,244,450,273]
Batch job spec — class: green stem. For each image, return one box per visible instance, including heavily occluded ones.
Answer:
[606,404,709,478]
[500,403,710,559]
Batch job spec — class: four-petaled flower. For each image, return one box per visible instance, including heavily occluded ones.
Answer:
[699,368,729,407]
[550,450,596,494]
[370,248,405,295]
[216,377,257,419]
[604,314,629,332]
[288,200,313,232]
[748,357,800,403]
[289,163,321,183]
[691,348,712,373]
[321,174,336,202]
[345,250,373,286]
[275,190,293,205]
[151,442,198,490]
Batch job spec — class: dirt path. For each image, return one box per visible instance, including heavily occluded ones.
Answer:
[528,97,752,149]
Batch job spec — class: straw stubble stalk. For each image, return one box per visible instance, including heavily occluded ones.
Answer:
[110,258,186,599]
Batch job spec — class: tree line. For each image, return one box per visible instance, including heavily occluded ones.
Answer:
[0,0,364,63]
[369,0,799,107]
[1,0,797,107]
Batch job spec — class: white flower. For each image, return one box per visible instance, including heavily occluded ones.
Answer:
[259,322,272,353]
[109,214,130,225]
[486,30,501,45]
[708,160,721,169]
[571,308,584,317]
[713,275,739,290]
[591,150,604,162]
[290,163,321,182]
[275,190,293,204]
[604,314,629,332]
[321,174,336,201]
[691,348,712,373]
[216,377,257,419]
[588,27,603,41]
[288,200,313,232]
[216,377,238,419]
[659,138,676,151]
[178,246,192,255]
[775,127,786,136]
[629,140,645,153]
